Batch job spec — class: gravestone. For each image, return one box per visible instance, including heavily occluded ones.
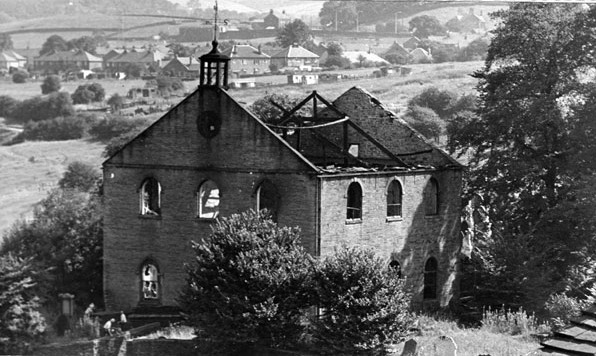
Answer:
[401,339,418,356]
[434,335,457,356]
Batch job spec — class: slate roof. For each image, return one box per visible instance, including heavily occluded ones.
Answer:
[37,49,102,62]
[541,305,596,355]
[221,44,270,59]
[271,45,319,59]
[0,52,17,62]
[106,50,165,64]
[384,42,410,56]
[161,56,200,71]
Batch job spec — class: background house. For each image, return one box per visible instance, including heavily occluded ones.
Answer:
[160,56,200,79]
[105,49,167,76]
[221,44,271,77]
[34,49,103,73]
[270,44,320,71]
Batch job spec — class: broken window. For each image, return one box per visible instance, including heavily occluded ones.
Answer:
[387,180,403,217]
[141,263,159,300]
[257,180,280,221]
[423,257,438,300]
[346,182,362,220]
[424,178,439,216]
[198,180,220,219]
[140,178,161,216]
[389,260,402,279]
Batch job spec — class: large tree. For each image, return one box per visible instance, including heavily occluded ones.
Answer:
[450,4,596,310]
[39,35,69,56]
[409,15,446,38]
[276,19,312,47]
[0,33,13,51]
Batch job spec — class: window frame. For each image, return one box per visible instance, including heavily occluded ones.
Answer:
[197,179,220,220]
[139,177,161,216]
[425,177,439,216]
[346,181,363,222]
[256,179,280,221]
[386,179,403,219]
[140,260,161,304]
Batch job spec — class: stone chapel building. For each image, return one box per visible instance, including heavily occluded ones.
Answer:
[102,39,463,313]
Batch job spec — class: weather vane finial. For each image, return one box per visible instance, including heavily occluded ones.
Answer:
[213,0,219,43]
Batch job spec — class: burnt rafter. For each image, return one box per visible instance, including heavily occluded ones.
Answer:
[267,91,410,168]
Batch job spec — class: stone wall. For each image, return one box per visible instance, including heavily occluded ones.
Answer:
[319,168,462,307]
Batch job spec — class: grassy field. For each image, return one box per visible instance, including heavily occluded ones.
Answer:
[0,139,105,237]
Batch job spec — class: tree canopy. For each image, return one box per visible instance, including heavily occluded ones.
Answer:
[409,15,446,38]
[450,3,596,311]
[39,35,69,56]
[276,19,312,47]
[41,75,61,95]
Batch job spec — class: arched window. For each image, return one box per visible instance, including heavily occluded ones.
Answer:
[257,180,280,221]
[423,257,438,300]
[425,178,439,216]
[197,180,220,219]
[387,180,403,217]
[140,178,161,215]
[346,182,362,220]
[389,260,402,279]
[141,262,159,300]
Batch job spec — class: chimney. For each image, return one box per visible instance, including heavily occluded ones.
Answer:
[258,44,262,54]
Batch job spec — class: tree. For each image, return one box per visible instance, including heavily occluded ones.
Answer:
[409,15,446,38]
[0,33,13,51]
[67,36,98,55]
[71,83,105,104]
[46,92,75,118]
[326,42,343,56]
[12,71,28,83]
[156,76,184,93]
[59,161,100,192]
[276,19,312,47]
[0,254,46,354]
[319,1,358,31]
[0,95,17,118]
[179,210,312,354]
[408,86,458,119]
[449,4,596,311]
[445,17,463,32]
[309,247,413,355]
[404,105,444,141]
[124,63,143,78]
[322,55,351,69]
[458,37,490,61]
[167,42,192,57]
[107,93,124,113]
[40,35,69,56]
[40,75,61,95]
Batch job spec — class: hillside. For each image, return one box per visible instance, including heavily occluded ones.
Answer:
[0,139,105,237]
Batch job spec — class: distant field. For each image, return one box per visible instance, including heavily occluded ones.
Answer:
[0,139,105,237]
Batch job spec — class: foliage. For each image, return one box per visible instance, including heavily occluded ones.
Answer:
[88,115,150,142]
[10,92,74,124]
[67,36,98,55]
[276,19,312,47]
[409,15,446,38]
[15,116,87,141]
[12,71,28,83]
[168,42,192,57]
[323,54,351,69]
[445,17,464,32]
[308,247,413,355]
[0,95,17,118]
[102,131,141,158]
[326,42,343,56]
[71,83,105,104]
[70,315,100,340]
[107,93,124,112]
[1,186,103,309]
[480,306,548,337]
[40,35,69,56]
[319,1,358,31]
[0,33,13,51]
[124,63,144,78]
[0,254,46,354]
[404,105,444,141]
[41,75,61,95]
[59,161,100,192]
[450,4,596,312]
[156,76,184,93]
[249,93,310,124]
[545,294,589,330]
[408,86,458,118]
[458,38,490,61]
[179,210,312,354]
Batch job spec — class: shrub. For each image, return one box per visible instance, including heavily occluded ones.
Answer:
[404,105,444,141]
[323,55,351,69]
[102,130,141,158]
[107,93,124,112]
[0,254,46,354]
[58,161,100,192]
[88,115,151,141]
[480,306,548,337]
[15,116,87,141]
[71,83,105,104]
[12,71,28,83]
[156,76,184,93]
[0,95,17,118]
[41,75,61,94]
[10,92,74,124]
[545,294,588,330]
[179,210,312,354]
[308,247,413,355]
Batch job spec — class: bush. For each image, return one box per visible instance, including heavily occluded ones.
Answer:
[156,76,184,93]
[545,294,588,330]
[71,83,105,104]
[15,116,87,141]
[41,75,61,94]
[58,161,100,192]
[179,210,312,354]
[323,55,351,69]
[404,105,444,141]
[0,95,17,118]
[12,71,28,83]
[88,115,150,141]
[480,306,548,337]
[0,254,46,354]
[308,247,413,355]
[103,130,141,158]
[10,92,74,124]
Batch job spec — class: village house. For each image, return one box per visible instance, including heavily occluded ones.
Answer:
[104,49,167,76]
[403,36,423,51]
[220,44,271,77]
[250,9,291,30]
[34,49,103,73]
[270,44,320,71]
[102,39,463,314]
[409,48,433,64]
[0,50,26,71]
[160,56,200,79]
[383,41,411,64]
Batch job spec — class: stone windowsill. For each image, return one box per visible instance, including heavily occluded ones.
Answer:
[345,218,362,225]
[138,214,162,220]
[386,216,403,222]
